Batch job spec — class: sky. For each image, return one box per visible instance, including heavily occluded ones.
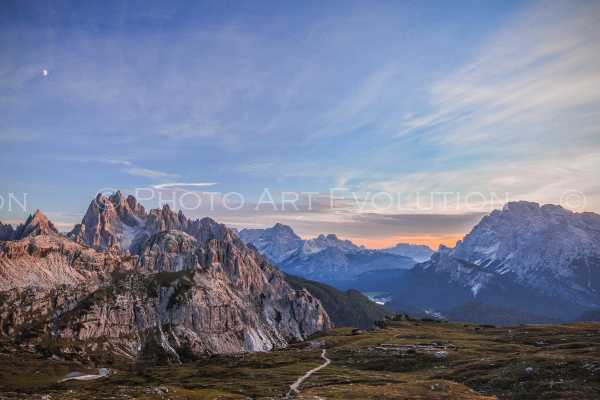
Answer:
[1,0,599,249]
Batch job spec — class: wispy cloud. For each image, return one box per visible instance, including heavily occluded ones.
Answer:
[316,64,401,138]
[152,182,217,190]
[100,159,133,167]
[93,159,180,180]
[400,0,600,148]
[123,167,179,179]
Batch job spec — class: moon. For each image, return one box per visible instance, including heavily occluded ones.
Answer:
[42,69,48,77]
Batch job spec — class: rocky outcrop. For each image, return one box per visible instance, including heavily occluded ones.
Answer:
[0,235,127,291]
[12,210,59,240]
[1,196,332,363]
[68,192,147,250]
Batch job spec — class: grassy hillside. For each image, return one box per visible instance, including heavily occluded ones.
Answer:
[285,274,390,329]
[2,321,600,399]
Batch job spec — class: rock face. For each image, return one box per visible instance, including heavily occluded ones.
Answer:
[240,224,416,286]
[387,201,600,322]
[12,210,59,240]
[0,195,331,363]
[0,235,125,291]
[68,192,148,250]
[382,243,434,262]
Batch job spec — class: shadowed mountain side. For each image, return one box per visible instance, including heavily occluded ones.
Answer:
[285,274,391,329]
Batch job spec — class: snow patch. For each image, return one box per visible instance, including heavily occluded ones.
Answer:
[471,283,482,296]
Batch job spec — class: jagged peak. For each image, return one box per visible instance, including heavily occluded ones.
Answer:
[501,200,540,213]
[13,209,59,239]
[266,223,301,239]
[198,216,218,225]
[438,244,453,254]
[273,222,293,231]
[31,209,48,221]
[492,201,580,222]
[94,192,105,203]
[108,190,126,204]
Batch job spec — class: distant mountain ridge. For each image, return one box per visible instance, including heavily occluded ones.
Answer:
[239,224,417,285]
[373,201,600,323]
[382,243,434,262]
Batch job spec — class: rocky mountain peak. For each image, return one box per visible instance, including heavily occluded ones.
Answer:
[145,203,185,233]
[69,193,131,249]
[383,242,434,262]
[302,233,362,255]
[501,200,541,213]
[126,194,146,217]
[13,210,59,240]
[417,202,600,313]
[68,193,246,254]
[238,223,303,263]
[271,222,299,236]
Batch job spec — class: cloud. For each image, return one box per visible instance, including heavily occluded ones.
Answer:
[352,0,600,213]
[123,167,179,179]
[400,0,600,148]
[219,210,484,247]
[100,159,133,166]
[83,158,180,180]
[360,150,600,213]
[152,182,218,190]
[316,64,401,138]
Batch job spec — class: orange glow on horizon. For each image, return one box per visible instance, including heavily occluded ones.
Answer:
[347,234,464,250]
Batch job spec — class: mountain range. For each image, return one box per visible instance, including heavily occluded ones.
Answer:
[358,202,600,323]
[240,201,600,325]
[239,225,423,285]
[3,195,599,355]
[0,192,334,363]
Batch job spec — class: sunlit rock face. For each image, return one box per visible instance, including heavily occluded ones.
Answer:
[0,195,331,363]
[11,210,59,240]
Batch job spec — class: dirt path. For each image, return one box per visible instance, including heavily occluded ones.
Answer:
[286,349,331,398]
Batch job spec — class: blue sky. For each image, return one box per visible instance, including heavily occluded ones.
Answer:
[1,0,599,247]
